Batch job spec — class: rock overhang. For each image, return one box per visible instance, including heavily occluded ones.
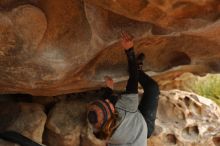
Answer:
[0,0,220,96]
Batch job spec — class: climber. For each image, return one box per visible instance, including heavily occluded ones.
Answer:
[87,32,160,146]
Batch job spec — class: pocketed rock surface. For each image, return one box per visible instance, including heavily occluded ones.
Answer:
[148,90,220,146]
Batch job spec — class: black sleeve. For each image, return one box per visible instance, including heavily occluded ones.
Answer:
[101,87,113,99]
[125,47,139,94]
[101,87,119,106]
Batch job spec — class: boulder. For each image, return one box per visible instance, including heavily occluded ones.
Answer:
[0,102,47,145]
[148,90,220,146]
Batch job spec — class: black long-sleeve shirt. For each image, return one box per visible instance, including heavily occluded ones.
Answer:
[101,87,119,105]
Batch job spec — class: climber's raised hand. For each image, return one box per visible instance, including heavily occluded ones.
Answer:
[120,31,134,50]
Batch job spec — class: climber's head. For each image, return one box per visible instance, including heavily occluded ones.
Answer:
[87,99,115,130]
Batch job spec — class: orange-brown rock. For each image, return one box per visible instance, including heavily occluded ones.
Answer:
[0,0,220,96]
[0,102,46,145]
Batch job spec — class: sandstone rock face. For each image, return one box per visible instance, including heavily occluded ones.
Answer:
[0,102,47,145]
[0,0,220,95]
[148,90,220,146]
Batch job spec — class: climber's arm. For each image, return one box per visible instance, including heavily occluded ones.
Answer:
[101,76,119,105]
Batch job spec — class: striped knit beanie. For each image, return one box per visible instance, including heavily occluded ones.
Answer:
[88,99,115,129]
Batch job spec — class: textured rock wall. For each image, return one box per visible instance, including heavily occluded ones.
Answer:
[148,90,220,146]
[0,0,220,95]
